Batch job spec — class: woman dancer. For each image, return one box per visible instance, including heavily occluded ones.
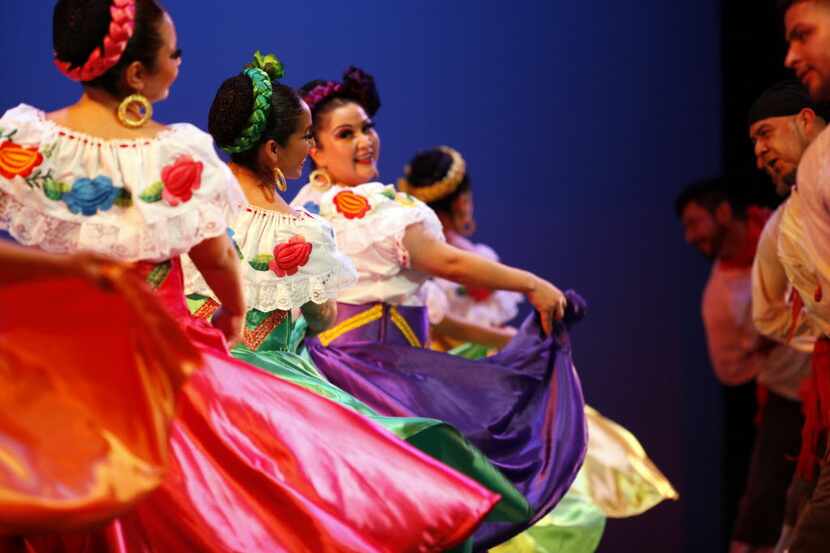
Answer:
[401,147,679,553]
[183,53,529,531]
[398,147,523,354]
[0,3,502,550]
[290,66,588,549]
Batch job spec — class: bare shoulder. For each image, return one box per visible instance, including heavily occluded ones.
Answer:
[44,107,70,123]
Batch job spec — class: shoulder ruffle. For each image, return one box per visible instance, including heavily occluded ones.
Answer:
[419,280,450,324]
[0,104,243,261]
[184,207,357,311]
[317,182,444,255]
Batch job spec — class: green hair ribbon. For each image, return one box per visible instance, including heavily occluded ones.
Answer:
[222,51,285,154]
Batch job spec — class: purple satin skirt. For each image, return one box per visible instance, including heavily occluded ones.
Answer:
[306,301,588,549]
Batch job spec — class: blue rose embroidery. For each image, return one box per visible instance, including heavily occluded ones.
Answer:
[303,201,320,215]
[226,227,244,260]
[63,176,122,216]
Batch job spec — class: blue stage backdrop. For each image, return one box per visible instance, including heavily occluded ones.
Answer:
[0,2,722,551]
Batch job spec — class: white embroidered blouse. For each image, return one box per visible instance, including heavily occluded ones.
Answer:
[291,181,444,311]
[184,205,357,312]
[0,104,242,261]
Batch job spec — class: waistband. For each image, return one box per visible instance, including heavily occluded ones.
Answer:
[316,302,429,348]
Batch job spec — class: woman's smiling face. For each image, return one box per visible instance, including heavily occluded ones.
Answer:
[311,101,380,186]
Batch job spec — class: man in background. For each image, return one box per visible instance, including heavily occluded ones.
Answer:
[677,178,772,552]
[746,80,822,553]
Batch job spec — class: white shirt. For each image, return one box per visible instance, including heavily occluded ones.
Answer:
[779,126,830,338]
[752,203,817,353]
[703,251,809,400]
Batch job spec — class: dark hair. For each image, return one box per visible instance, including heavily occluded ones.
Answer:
[208,74,304,170]
[405,148,471,214]
[748,80,825,126]
[53,0,165,97]
[674,177,749,219]
[299,67,381,140]
[778,0,828,13]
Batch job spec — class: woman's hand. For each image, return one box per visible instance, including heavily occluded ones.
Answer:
[301,300,338,336]
[404,224,567,335]
[211,307,244,346]
[526,277,567,335]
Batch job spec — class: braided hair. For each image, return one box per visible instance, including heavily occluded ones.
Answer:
[53,0,165,96]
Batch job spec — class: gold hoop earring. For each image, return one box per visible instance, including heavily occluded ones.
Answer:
[117,94,153,128]
[273,167,287,193]
[309,168,332,191]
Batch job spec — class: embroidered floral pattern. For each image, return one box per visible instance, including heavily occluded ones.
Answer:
[139,181,163,203]
[42,175,70,200]
[248,254,274,272]
[146,260,173,289]
[0,139,44,179]
[23,168,66,197]
[227,228,244,260]
[468,286,495,302]
[162,155,202,205]
[15,160,132,207]
[269,235,313,277]
[457,285,495,302]
[395,192,417,208]
[141,155,203,205]
[333,190,371,219]
[62,176,123,216]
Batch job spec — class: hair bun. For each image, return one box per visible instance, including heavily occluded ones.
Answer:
[406,149,453,186]
[248,50,285,81]
[342,66,381,116]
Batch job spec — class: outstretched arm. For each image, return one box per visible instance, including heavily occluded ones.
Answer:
[0,241,127,287]
[431,313,515,350]
[403,223,565,335]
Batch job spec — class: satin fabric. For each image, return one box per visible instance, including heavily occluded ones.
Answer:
[231,342,530,524]
[0,275,200,535]
[306,301,588,549]
[185,293,530,523]
[490,474,606,553]
[444,345,677,553]
[490,406,679,553]
[17,259,501,552]
[579,406,678,517]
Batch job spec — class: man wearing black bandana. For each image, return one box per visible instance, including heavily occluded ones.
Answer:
[748,80,825,553]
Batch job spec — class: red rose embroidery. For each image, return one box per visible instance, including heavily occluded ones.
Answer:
[161,155,203,206]
[0,140,44,179]
[269,235,313,277]
[467,286,494,302]
[333,190,371,219]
